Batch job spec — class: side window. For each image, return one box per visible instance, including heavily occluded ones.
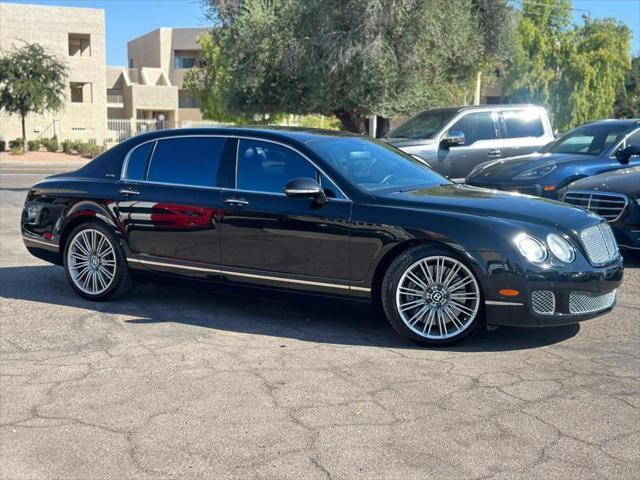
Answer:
[319,173,342,199]
[448,112,497,145]
[501,110,545,138]
[126,142,153,180]
[237,139,317,193]
[147,137,225,187]
[625,129,640,147]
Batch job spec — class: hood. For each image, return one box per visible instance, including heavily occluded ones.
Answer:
[384,137,438,149]
[469,152,595,179]
[567,167,640,195]
[378,184,600,233]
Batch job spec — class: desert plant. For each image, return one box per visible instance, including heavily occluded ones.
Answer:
[0,140,5,152]
[27,140,41,151]
[42,137,59,152]
[61,140,73,154]
[9,138,24,149]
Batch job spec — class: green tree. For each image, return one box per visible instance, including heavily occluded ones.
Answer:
[504,1,631,131]
[0,43,67,150]
[192,0,514,134]
[615,56,640,118]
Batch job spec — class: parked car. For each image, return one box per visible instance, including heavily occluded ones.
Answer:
[22,128,623,346]
[561,164,640,250]
[385,104,553,180]
[466,119,640,199]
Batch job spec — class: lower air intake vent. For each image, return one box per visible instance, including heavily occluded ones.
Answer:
[532,290,555,315]
[569,290,616,314]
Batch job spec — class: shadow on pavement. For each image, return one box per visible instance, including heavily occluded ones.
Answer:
[0,265,580,352]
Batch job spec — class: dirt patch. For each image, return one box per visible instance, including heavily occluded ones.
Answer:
[0,151,88,164]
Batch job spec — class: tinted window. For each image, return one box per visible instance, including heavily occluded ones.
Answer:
[237,139,317,193]
[388,110,456,139]
[449,112,497,145]
[308,137,448,193]
[501,110,544,138]
[625,129,640,147]
[147,137,225,187]
[126,142,153,180]
[546,124,630,156]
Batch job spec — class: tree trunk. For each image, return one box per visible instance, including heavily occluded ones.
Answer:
[21,114,27,152]
[333,109,367,134]
[376,116,391,138]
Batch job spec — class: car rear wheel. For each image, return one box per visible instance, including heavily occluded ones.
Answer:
[63,221,133,301]
[381,245,482,346]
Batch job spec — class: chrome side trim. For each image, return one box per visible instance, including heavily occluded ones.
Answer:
[485,300,524,306]
[126,257,370,292]
[23,236,59,250]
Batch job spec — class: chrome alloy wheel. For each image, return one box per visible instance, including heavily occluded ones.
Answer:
[67,228,117,295]
[395,255,480,340]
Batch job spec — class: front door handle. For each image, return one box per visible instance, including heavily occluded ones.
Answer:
[119,188,140,196]
[224,197,249,207]
[488,149,502,158]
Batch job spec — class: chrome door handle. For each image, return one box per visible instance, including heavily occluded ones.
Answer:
[488,149,502,158]
[119,188,140,196]
[224,197,249,207]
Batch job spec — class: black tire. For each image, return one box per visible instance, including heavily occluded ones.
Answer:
[63,221,134,301]
[380,244,483,346]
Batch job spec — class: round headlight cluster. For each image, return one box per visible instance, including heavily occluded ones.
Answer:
[515,235,547,263]
[515,233,576,263]
[547,234,575,263]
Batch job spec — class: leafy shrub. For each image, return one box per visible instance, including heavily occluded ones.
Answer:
[27,140,41,151]
[42,137,59,152]
[9,138,24,149]
[61,140,73,154]
[10,145,24,155]
[0,140,6,152]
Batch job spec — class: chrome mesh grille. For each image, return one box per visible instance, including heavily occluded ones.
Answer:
[532,290,555,314]
[569,290,616,314]
[563,191,628,222]
[580,223,619,266]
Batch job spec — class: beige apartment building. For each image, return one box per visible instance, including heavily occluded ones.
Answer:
[107,27,208,129]
[0,2,108,143]
[0,2,207,145]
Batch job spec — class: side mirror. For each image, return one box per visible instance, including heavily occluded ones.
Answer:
[441,130,465,148]
[615,145,640,165]
[283,177,327,205]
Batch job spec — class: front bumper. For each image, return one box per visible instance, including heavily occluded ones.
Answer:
[475,252,624,327]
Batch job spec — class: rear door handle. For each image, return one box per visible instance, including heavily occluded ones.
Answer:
[224,197,249,207]
[119,188,140,196]
[488,149,502,158]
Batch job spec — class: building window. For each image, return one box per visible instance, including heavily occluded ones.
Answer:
[129,58,134,68]
[70,82,92,103]
[68,33,91,57]
[175,56,197,69]
[178,90,201,109]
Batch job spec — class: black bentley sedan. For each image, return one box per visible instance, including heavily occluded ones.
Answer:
[22,128,624,346]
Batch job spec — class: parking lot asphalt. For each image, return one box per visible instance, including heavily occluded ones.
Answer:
[1,164,639,480]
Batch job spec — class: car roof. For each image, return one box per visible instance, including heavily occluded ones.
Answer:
[120,126,362,148]
[578,119,640,128]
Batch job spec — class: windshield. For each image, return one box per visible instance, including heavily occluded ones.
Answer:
[308,137,449,193]
[388,110,456,139]
[544,123,630,156]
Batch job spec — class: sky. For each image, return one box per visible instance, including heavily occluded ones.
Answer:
[3,0,640,66]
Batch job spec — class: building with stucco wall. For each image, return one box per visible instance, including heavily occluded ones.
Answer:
[0,2,107,143]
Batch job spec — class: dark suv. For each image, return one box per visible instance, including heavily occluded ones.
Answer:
[385,105,554,180]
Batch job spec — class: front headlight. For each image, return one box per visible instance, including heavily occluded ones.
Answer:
[515,234,548,262]
[547,234,575,263]
[514,164,556,180]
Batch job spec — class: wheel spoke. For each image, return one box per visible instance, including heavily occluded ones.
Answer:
[398,286,424,297]
[405,271,429,290]
[450,300,475,316]
[399,298,425,312]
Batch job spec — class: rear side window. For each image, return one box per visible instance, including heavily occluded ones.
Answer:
[449,112,497,145]
[126,142,153,180]
[147,137,225,187]
[237,139,317,193]
[501,110,545,138]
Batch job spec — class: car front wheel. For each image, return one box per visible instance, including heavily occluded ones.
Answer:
[381,245,483,346]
